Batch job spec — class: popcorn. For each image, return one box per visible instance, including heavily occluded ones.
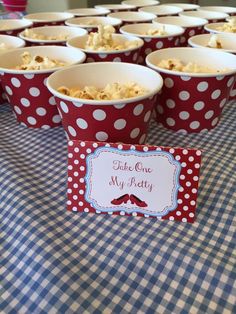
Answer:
[15,52,67,70]
[142,25,167,36]
[85,25,139,51]
[23,28,70,41]
[207,35,222,49]
[157,59,223,73]
[57,82,147,100]
[217,19,236,33]
[81,19,102,26]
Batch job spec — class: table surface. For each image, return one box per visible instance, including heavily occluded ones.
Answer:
[0,102,235,314]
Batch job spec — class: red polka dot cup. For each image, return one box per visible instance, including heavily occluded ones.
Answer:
[2,0,27,12]
[19,26,87,46]
[95,4,136,13]
[146,47,236,133]
[46,62,163,143]
[0,35,25,105]
[108,11,156,26]
[0,46,86,128]
[198,6,236,17]
[0,19,32,36]
[139,5,183,17]
[167,3,200,11]
[66,8,110,17]
[65,16,122,33]
[188,33,236,100]
[179,10,229,23]
[153,16,208,46]
[23,12,74,27]
[67,33,144,63]
[122,0,160,9]
[120,23,184,64]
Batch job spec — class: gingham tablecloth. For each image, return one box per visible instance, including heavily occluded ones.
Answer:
[0,102,235,314]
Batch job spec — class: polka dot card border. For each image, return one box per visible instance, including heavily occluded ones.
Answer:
[67,140,202,223]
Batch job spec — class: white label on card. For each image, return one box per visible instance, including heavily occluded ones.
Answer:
[85,147,181,217]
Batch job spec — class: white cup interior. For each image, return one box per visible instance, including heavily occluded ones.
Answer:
[153,16,208,27]
[188,33,236,53]
[47,62,163,105]
[122,0,160,8]
[23,12,74,22]
[0,19,32,31]
[179,10,229,20]
[146,47,236,77]
[67,33,143,53]
[198,6,236,14]
[204,22,234,34]
[120,23,184,37]
[66,8,110,16]
[0,35,25,52]
[65,16,122,28]
[0,46,86,74]
[139,5,183,16]
[108,11,156,22]
[19,26,87,43]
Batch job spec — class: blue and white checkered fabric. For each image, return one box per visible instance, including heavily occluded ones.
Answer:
[0,103,235,314]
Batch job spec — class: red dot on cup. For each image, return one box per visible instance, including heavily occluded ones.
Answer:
[14,106,22,115]
[166,99,175,109]
[166,118,175,126]
[68,126,77,137]
[157,105,164,114]
[227,77,235,87]
[197,81,208,92]
[187,169,193,174]
[194,101,205,111]
[190,121,200,130]
[139,134,146,144]
[60,101,69,113]
[113,56,121,62]
[130,128,140,139]
[29,87,40,97]
[96,131,108,141]
[133,104,144,116]
[182,218,187,222]
[114,119,127,130]
[183,149,188,155]
[164,78,174,88]
[52,115,61,123]
[219,98,227,108]
[169,216,174,221]
[27,116,37,125]
[11,77,21,88]
[169,148,175,154]
[183,206,188,211]
[72,207,78,212]
[211,89,221,100]
[211,118,219,126]
[144,110,151,122]
[204,110,214,120]
[179,111,190,120]
[36,107,47,116]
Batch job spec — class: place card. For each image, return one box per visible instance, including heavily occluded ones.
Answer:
[67,140,202,223]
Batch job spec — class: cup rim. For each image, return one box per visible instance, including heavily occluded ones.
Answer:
[108,11,157,22]
[139,4,183,15]
[204,22,231,33]
[95,4,136,10]
[198,6,236,14]
[0,46,86,74]
[0,19,33,31]
[67,33,144,54]
[0,34,25,49]
[66,8,111,16]
[65,16,122,28]
[120,23,184,38]
[179,10,229,19]
[19,26,87,43]
[146,47,236,77]
[23,12,74,23]
[46,62,163,106]
[121,0,160,8]
[188,33,236,53]
[153,16,208,27]
[166,3,200,10]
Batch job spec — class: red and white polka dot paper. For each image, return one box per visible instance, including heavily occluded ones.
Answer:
[155,73,235,133]
[1,72,61,128]
[67,140,202,223]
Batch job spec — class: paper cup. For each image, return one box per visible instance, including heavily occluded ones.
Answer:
[95,4,136,13]
[121,0,160,8]
[23,12,74,27]
[46,62,163,143]
[146,47,236,133]
[166,3,200,11]
[67,33,144,63]
[19,26,87,46]
[188,33,236,100]
[153,16,208,46]
[0,35,25,105]
[0,46,86,128]
[66,8,110,17]
[65,16,122,33]
[139,5,183,17]
[108,11,156,26]
[179,10,229,23]
[204,22,236,34]
[2,0,27,12]
[0,19,32,36]
[198,6,236,17]
[120,23,184,64]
